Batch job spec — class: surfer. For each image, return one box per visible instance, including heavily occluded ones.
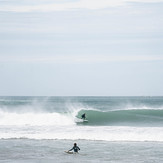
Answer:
[68,143,80,153]
[81,113,86,120]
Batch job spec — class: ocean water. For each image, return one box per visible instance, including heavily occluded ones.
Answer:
[0,96,163,163]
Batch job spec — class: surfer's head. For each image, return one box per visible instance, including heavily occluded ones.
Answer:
[74,143,77,146]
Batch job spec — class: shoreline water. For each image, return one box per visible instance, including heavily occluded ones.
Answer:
[0,139,163,163]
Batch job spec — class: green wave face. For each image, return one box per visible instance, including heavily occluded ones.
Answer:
[77,109,163,126]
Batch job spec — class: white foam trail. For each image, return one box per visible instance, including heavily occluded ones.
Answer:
[0,126,163,142]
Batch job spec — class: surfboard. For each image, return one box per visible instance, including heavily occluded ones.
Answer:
[75,116,88,122]
[64,151,78,154]
[64,151,73,154]
[75,118,88,123]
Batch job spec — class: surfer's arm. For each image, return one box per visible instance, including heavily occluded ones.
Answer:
[68,147,73,151]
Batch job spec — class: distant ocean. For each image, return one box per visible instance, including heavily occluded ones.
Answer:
[0,96,163,163]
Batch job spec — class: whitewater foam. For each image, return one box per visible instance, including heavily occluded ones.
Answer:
[0,111,75,126]
[0,125,163,142]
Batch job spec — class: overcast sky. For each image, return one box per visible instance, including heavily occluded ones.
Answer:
[0,0,163,96]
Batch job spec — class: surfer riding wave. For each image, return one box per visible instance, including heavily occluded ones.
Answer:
[81,113,86,120]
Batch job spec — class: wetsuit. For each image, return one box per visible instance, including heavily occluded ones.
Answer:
[69,146,80,153]
[81,113,86,119]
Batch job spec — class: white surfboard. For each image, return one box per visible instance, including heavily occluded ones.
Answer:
[75,116,88,122]
[64,151,77,154]
[75,118,88,123]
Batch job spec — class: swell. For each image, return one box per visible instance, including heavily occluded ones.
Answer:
[76,109,163,126]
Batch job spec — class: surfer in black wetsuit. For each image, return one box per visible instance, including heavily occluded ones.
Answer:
[81,113,86,120]
[68,143,80,153]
